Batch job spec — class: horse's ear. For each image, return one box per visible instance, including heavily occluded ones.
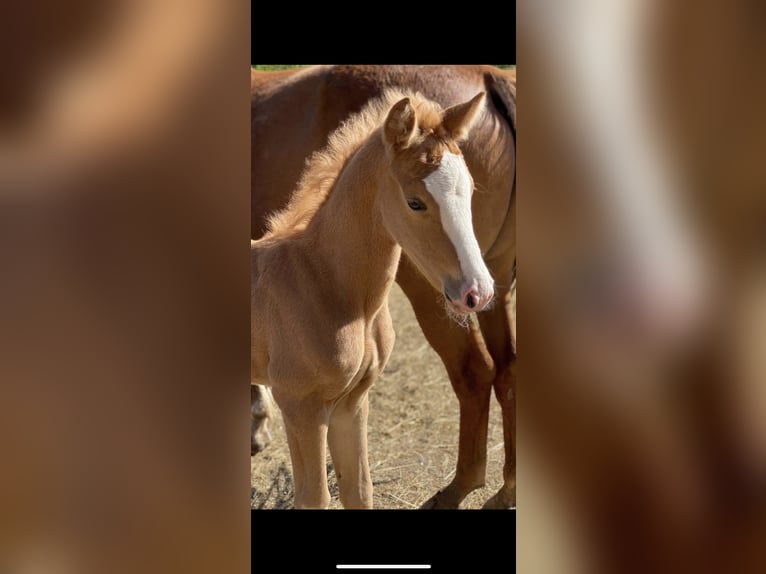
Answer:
[442,92,486,142]
[384,97,417,151]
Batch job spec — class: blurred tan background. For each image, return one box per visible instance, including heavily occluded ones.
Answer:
[519,0,766,572]
[0,2,249,573]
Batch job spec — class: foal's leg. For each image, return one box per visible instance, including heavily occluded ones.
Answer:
[327,379,375,509]
[396,259,496,509]
[273,390,331,509]
[477,289,516,509]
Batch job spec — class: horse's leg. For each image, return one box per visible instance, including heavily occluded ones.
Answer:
[251,385,274,455]
[327,379,374,509]
[476,288,516,509]
[274,391,331,509]
[396,258,496,509]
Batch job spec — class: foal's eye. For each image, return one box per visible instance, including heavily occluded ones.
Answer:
[407,197,427,211]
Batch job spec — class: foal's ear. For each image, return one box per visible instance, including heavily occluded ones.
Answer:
[442,92,486,142]
[384,97,417,151]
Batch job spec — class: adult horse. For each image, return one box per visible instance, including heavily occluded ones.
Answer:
[251,65,516,509]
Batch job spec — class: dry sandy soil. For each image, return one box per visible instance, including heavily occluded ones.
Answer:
[251,283,506,509]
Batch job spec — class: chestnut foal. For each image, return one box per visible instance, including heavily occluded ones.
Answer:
[251,90,492,508]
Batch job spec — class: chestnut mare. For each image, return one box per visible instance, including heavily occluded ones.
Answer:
[251,65,516,509]
[252,90,492,508]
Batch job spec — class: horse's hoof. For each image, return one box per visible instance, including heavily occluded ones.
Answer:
[482,488,515,510]
[420,489,460,510]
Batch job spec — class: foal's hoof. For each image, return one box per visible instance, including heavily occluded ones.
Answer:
[482,487,515,510]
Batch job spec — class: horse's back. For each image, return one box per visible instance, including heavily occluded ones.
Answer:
[251,65,516,241]
[250,66,334,238]
[250,66,332,99]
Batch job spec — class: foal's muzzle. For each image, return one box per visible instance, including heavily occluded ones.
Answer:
[444,278,494,314]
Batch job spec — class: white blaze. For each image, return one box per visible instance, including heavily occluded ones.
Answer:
[423,152,492,293]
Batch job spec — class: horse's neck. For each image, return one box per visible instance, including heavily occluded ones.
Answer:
[304,139,400,317]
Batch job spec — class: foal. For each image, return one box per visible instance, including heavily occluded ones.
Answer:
[251,90,493,508]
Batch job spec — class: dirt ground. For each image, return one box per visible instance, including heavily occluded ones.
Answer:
[251,283,506,509]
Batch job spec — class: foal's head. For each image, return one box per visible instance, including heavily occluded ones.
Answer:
[378,92,494,316]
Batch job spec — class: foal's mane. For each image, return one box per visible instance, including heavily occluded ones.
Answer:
[265,88,443,238]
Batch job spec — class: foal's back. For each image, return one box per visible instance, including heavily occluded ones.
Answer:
[251,239,328,385]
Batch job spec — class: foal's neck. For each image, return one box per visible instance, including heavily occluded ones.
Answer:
[305,136,400,318]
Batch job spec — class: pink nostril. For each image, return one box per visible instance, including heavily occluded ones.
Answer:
[465,290,478,310]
